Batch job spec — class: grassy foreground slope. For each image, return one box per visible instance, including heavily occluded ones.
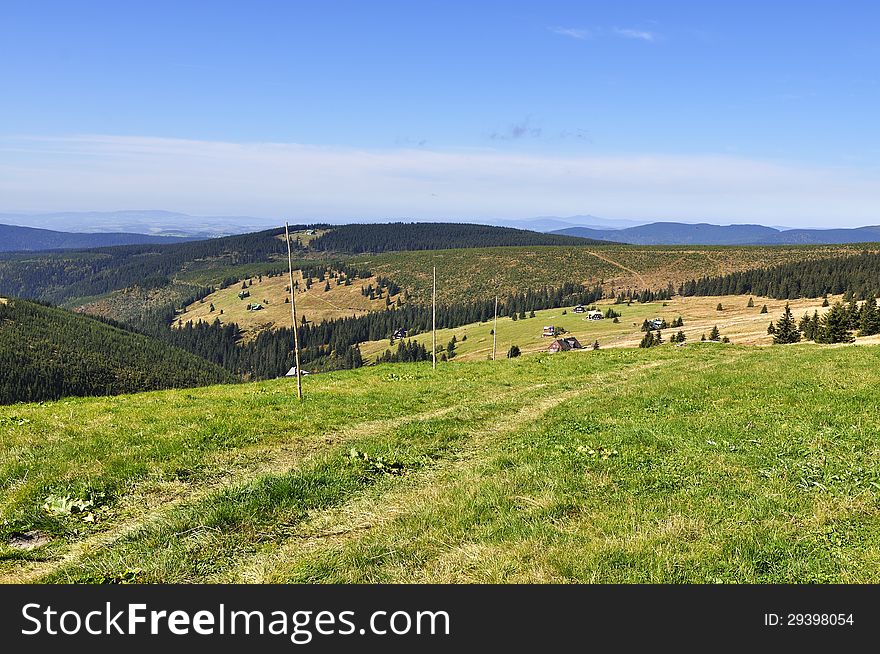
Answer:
[2,344,879,583]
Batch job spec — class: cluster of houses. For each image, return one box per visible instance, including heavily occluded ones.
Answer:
[543,304,605,353]
[574,305,603,320]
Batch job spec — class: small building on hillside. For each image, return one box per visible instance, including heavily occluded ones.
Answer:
[285,366,313,377]
[547,336,582,353]
[542,325,558,337]
[649,317,664,330]
[238,290,250,300]
[392,327,408,339]
[247,303,263,311]
[573,304,586,314]
[586,310,604,320]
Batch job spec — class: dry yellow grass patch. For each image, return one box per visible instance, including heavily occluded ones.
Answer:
[175,270,399,336]
[599,294,838,348]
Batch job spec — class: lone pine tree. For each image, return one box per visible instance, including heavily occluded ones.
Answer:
[773,304,801,344]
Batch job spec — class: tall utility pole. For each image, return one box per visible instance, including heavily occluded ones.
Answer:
[492,295,498,361]
[432,266,437,370]
[284,222,303,402]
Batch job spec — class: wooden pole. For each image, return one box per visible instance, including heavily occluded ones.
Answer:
[284,222,303,402]
[432,266,437,370]
[492,295,498,361]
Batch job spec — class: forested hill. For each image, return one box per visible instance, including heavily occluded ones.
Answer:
[0,298,236,404]
[0,227,292,305]
[0,222,602,307]
[679,251,880,299]
[0,223,199,252]
[308,222,606,253]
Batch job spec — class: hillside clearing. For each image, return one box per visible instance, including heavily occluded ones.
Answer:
[2,345,880,583]
[175,271,400,336]
[359,294,847,362]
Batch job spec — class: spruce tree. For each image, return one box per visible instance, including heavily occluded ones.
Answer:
[592,340,599,350]
[676,330,686,343]
[716,303,723,311]
[847,297,861,329]
[798,312,811,337]
[822,295,830,307]
[859,295,880,336]
[760,304,768,314]
[773,304,801,344]
[709,325,720,341]
[507,345,521,358]
[747,297,754,308]
[816,301,855,344]
[639,332,655,348]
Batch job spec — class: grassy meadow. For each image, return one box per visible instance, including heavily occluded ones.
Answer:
[2,343,879,583]
[359,293,852,362]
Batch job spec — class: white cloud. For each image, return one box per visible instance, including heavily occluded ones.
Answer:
[614,28,658,42]
[1,134,879,227]
[549,27,591,40]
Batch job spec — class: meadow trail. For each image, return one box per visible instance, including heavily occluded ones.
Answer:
[585,250,647,288]
[216,358,690,583]
[0,401,468,584]
[2,379,558,584]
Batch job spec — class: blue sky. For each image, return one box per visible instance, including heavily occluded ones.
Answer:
[2,1,880,226]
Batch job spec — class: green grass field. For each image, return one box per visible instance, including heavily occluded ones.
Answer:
[2,343,879,583]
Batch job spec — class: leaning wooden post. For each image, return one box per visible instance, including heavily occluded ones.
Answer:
[432,266,437,370]
[492,295,498,361]
[284,222,303,402]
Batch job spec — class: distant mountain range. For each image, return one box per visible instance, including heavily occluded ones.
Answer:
[0,210,277,238]
[0,223,200,252]
[551,222,880,246]
[5,209,880,247]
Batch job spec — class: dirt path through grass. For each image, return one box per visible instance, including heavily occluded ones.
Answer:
[2,381,551,584]
[217,359,677,582]
[0,402,467,583]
